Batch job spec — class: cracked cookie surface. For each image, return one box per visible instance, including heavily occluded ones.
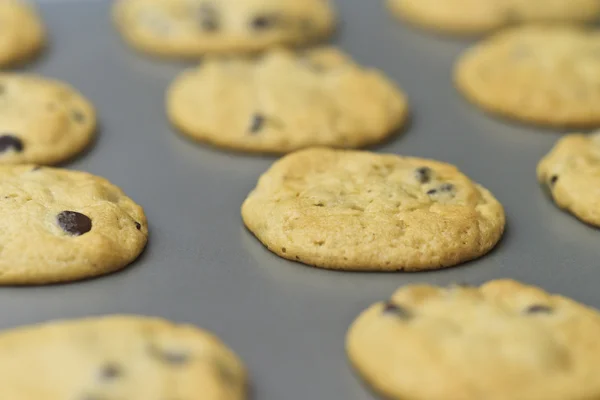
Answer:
[346,279,600,400]
[113,0,335,57]
[456,26,600,128]
[167,47,408,154]
[0,0,45,66]
[241,148,504,271]
[388,0,600,35]
[0,74,96,165]
[0,315,247,399]
[537,132,600,227]
[0,166,147,285]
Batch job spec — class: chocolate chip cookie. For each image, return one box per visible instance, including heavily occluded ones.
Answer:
[538,132,600,227]
[0,74,96,165]
[242,148,505,271]
[456,26,600,127]
[347,279,600,400]
[0,0,45,66]
[113,0,335,57]
[167,47,408,153]
[0,315,247,399]
[388,0,600,36]
[0,166,147,285]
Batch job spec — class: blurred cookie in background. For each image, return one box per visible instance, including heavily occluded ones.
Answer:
[387,0,600,36]
[0,315,247,399]
[113,0,336,58]
[538,132,600,227]
[455,26,600,128]
[0,74,96,165]
[0,0,45,66]
[167,47,408,153]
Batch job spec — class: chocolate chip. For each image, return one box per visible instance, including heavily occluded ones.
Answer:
[149,346,190,366]
[414,167,432,184]
[0,135,23,153]
[57,211,92,236]
[162,351,189,365]
[525,304,553,314]
[382,301,412,320]
[72,110,86,123]
[249,114,265,134]
[251,14,278,30]
[214,359,238,386]
[135,221,141,230]
[428,183,454,196]
[198,3,219,32]
[550,175,559,186]
[99,363,122,381]
[440,183,454,192]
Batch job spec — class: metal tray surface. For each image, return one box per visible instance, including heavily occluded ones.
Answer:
[6,1,600,399]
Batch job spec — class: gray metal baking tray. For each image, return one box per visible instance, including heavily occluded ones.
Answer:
[4,0,599,399]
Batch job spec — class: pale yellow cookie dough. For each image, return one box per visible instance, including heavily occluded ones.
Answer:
[113,0,335,57]
[538,132,600,227]
[388,0,600,35]
[456,26,600,128]
[347,279,600,400]
[0,165,148,285]
[242,148,505,271]
[167,47,408,154]
[0,0,45,66]
[0,315,247,399]
[0,74,96,165]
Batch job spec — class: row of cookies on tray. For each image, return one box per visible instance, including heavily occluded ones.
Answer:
[4,278,600,400]
[1,1,600,399]
[0,0,595,281]
[6,0,600,157]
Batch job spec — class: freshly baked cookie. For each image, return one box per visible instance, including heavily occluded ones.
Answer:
[0,74,96,165]
[388,0,600,35]
[0,315,247,399]
[241,148,505,271]
[456,26,600,128]
[0,0,45,66]
[113,0,335,57]
[167,47,408,153]
[0,166,147,285]
[347,279,600,400]
[537,132,600,227]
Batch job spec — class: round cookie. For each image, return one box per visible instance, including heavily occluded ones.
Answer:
[113,0,335,58]
[455,26,600,128]
[346,279,600,400]
[537,132,600,227]
[0,315,247,399]
[0,0,45,66]
[167,47,408,153]
[241,148,505,271]
[388,0,600,36]
[0,74,96,165]
[0,165,148,285]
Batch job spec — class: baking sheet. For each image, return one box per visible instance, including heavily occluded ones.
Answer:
[5,0,600,398]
